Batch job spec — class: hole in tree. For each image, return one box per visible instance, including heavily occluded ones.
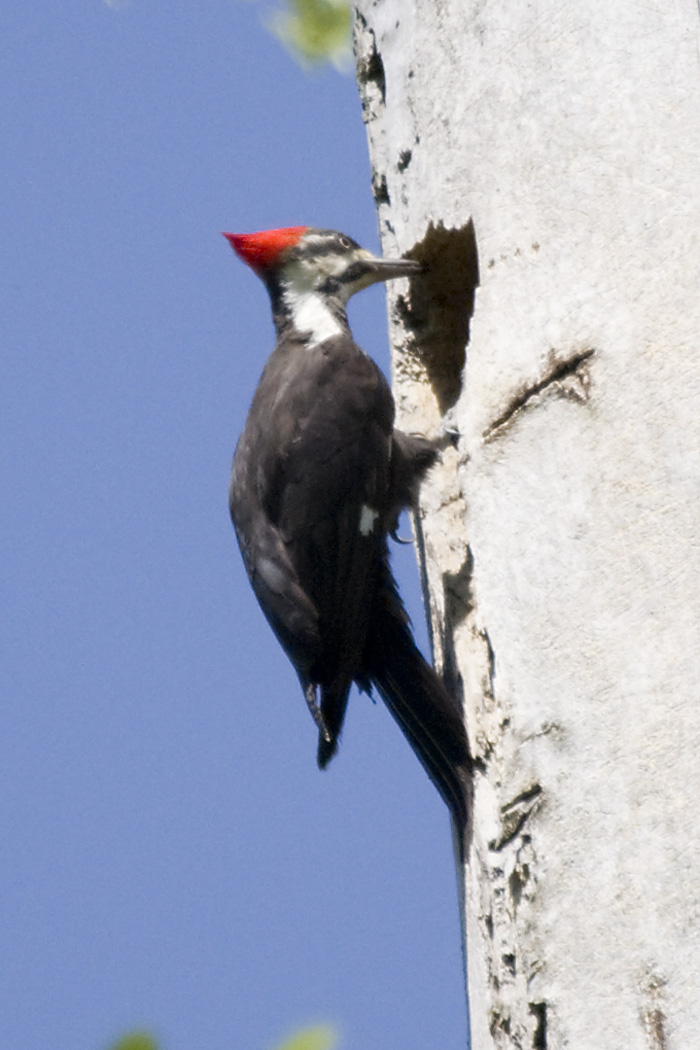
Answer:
[529,1002,547,1049]
[397,220,479,412]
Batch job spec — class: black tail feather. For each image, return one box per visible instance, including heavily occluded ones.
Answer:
[364,580,472,833]
[316,675,352,769]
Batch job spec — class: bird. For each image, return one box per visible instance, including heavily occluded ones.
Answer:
[223,225,471,830]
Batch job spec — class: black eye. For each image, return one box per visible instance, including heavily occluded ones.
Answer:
[338,234,353,250]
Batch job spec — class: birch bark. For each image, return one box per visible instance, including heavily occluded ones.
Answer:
[353,2,700,1047]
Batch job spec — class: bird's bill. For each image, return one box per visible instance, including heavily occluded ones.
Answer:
[358,250,423,284]
[361,247,421,277]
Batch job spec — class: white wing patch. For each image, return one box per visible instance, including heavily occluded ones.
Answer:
[359,504,379,536]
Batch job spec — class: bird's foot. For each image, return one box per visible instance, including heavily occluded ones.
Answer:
[436,407,461,449]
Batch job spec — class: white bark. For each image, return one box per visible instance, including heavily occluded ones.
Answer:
[353,1,700,1047]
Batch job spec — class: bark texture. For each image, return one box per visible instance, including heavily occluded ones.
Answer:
[353,1,700,1047]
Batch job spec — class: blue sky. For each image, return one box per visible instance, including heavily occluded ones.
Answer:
[2,4,467,1049]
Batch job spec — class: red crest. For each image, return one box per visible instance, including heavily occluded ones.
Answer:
[223,226,308,273]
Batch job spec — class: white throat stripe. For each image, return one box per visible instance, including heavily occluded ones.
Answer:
[284,289,343,348]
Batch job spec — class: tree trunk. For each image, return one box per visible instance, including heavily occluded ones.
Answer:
[353,1,700,1047]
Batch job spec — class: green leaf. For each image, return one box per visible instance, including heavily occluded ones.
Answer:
[108,1033,158,1050]
[267,0,352,69]
[275,1023,338,1050]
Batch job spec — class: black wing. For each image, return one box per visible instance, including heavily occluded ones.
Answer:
[230,334,394,758]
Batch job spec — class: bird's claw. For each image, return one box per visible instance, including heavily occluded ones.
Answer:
[437,407,461,448]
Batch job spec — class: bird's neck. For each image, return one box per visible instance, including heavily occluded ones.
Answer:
[269,279,351,348]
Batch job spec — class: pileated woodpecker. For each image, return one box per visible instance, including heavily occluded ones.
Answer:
[223,226,471,830]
